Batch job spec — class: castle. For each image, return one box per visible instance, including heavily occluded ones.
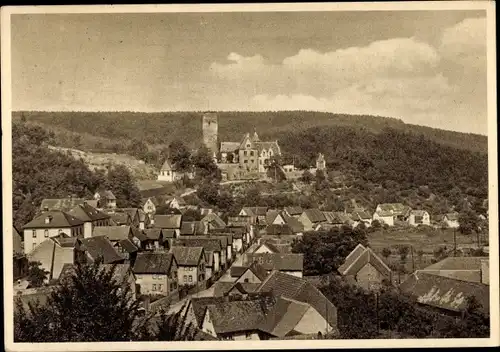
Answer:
[202,112,326,181]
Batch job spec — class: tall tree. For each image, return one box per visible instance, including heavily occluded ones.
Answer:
[192,146,220,181]
[168,140,192,171]
[106,164,142,208]
[26,261,49,288]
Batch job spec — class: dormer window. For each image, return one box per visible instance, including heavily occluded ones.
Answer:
[45,216,52,224]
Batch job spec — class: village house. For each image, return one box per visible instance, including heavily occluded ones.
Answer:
[114,208,148,230]
[39,196,90,213]
[337,244,392,291]
[170,246,207,286]
[133,252,179,296]
[153,214,182,238]
[238,207,268,225]
[408,210,431,226]
[94,190,117,209]
[255,271,338,336]
[67,203,111,238]
[231,262,269,284]
[373,203,411,226]
[399,271,490,317]
[253,240,291,254]
[164,195,187,210]
[142,197,158,217]
[298,209,327,232]
[92,226,141,247]
[201,212,226,231]
[180,221,208,236]
[212,281,261,297]
[320,211,354,229]
[77,235,126,265]
[283,206,304,218]
[243,253,304,278]
[173,238,223,275]
[416,257,489,284]
[142,228,165,251]
[22,210,85,254]
[27,235,79,282]
[265,210,287,226]
[443,212,460,228]
[157,159,195,182]
[351,211,373,228]
[197,234,234,264]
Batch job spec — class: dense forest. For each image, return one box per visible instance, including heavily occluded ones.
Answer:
[13,111,487,154]
[11,111,488,220]
[12,122,141,229]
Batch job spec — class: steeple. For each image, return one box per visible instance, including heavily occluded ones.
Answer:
[252,129,260,142]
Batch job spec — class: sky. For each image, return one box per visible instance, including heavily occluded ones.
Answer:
[11,10,488,134]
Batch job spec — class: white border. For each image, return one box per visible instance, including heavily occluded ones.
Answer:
[2,2,498,351]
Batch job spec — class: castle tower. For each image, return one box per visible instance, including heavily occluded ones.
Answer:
[202,112,219,156]
[316,153,326,171]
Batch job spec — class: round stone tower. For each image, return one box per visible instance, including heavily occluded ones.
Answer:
[202,112,219,156]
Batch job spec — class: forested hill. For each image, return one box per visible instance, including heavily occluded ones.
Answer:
[12,111,487,154]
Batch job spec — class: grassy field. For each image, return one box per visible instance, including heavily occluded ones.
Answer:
[367,227,484,255]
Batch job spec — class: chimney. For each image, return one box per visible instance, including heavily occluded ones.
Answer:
[45,216,52,224]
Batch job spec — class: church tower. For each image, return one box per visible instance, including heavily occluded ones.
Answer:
[202,112,219,156]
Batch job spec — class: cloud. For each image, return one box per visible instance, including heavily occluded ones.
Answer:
[207,18,487,134]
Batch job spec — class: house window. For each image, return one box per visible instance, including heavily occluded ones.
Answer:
[250,151,254,156]
[245,332,252,339]
[152,284,157,291]
[32,230,36,238]
[183,275,187,282]
[244,151,247,156]
[250,159,254,164]
[188,275,193,283]
[246,144,250,148]
[158,284,163,291]
[244,160,248,164]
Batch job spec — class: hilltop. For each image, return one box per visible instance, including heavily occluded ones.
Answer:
[12,111,487,154]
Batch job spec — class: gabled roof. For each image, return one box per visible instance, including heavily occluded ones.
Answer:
[258,296,310,337]
[242,262,269,281]
[79,236,125,264]
[201,213,226,229]
[376,203,410,215]
[99,263,133,284]
[422,257,488,271]
[154,215,182,229]
[230,266,248,278]
[254,241,281,254]
[180,221,205,235]
[142,197,159,206]
[265,210,282,226]
[92,226,132,242]
[220,142,240,153]
[337,244,391,279]
[161,229,177,239]
[282,215,305,233]
[400,272,490,314]
[106,211,131,225]
[39,197,87,212]
[265,224,293,236]
[68,203,110,222]
[143,228,162,241]
[351,211,372,220]
[117,208,139,220]
[241,207,268,217]
[23,210,84,229]
[284,206,304,216]
[170,246,204,266]
[209,233,233,245]
[172,238,222,253]
[166,195,187,206]
[410,210,429,217]
[119,239,139,253]
[28,237,76,279]
[133,252,176,274]
[302,209,326,223]
[190,296,231,327]
[243,253,304,272]
[96,190,116,200]
[256,271,337,328]
[205,298,275,334]
[160,159,175,171]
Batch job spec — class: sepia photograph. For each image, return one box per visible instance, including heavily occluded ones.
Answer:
[1,2,498,351]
